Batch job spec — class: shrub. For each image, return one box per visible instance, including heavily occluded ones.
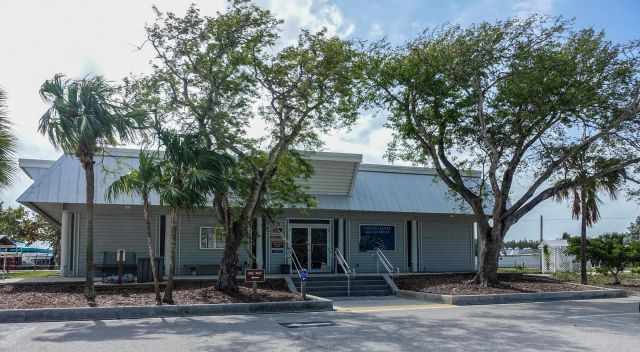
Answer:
[567,234,636,285]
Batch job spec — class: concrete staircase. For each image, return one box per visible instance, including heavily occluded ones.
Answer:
[290,275,393,297]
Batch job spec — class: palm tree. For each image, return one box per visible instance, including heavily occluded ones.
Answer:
[0,86,16,189]
[39,74,138,302]
[555,157,626,285]
[107,150,162,305]
[156,131,230,304]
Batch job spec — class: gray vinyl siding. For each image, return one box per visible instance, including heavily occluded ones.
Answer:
[67,204,166,276]
[346,213,407,273]
[177,213,250,275]
[64,203,475,277]
[419,218,474,272]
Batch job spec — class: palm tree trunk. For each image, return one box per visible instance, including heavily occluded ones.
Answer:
[83,156,96,303]
[143,197,162,305]
[580,191,588,285]
[162,208,177,304]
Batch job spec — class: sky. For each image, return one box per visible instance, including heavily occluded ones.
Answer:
[1,0,639,241]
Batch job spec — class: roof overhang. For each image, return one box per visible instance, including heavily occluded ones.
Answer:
[299,151,362,196]
[19,159,55,181]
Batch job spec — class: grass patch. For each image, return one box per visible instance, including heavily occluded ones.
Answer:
[4,270,60,279]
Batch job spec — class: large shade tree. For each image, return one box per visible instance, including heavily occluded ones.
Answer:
[0,86,16,189]
[143,2,363,292]
[39,74,141,301]
[364,16,640,286]
[107,150,163,304]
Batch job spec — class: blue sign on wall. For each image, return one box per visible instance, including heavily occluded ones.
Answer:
[359,225,395,251]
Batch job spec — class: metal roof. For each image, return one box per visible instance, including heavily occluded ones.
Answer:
[17,150,480,215]
[314,169,475,214]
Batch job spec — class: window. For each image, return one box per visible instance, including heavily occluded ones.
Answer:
[200,227,226,249]
[359,224,395,251]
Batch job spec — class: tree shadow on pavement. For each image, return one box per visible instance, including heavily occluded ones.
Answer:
[30,310,587,352]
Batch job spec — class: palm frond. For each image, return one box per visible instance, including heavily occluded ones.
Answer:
[0,86,16,188]
[39,74,144,157]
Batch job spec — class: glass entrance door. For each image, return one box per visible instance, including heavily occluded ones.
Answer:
[291,227,309,270]
[289,224,330,272]
[310,227,329,271]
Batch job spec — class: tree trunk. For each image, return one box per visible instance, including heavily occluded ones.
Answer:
[162,208,177,304]
[611,270,621,285]
[83,157,96,304]
[474,227,501,287]
[580,194,588,285]
[53,229,61,266]
[216,221,245,293]
[143,197,162,305]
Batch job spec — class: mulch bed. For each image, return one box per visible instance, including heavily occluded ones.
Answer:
[0,280,300,309]
[397,274,594,295]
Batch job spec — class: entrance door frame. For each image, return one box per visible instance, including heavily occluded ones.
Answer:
[287,219,332,273]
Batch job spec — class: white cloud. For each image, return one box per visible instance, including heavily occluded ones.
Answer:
[369,23,384,38]
[263,0,355,43]
[513,0,554,17]
[454,0,555,25]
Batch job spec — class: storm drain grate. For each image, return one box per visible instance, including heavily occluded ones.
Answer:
[279,321,336,329]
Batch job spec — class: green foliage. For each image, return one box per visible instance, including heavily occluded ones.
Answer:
[503,239,540,249]
[0,203,58,248]
[627,216,640,241]
[106,150,161,203]
[156,131,232,211]
[38,74,142,159]
[142,2,364,222]
[567,233,640,284]
[362,15,640,283]
[543,244,552,272]
[0,87,16,189]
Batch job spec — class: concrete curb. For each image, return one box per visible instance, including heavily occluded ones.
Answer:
[0,297,333,324]
[398,286,627,306]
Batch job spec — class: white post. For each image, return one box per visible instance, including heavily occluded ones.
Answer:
[338,218,345,254]
[411,220,418,272]
[60,210,72,276]
[256,216,263,269]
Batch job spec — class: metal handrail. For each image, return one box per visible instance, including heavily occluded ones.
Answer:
[375,248,400,276]
[287,246,306,298]
[335,248,354,296]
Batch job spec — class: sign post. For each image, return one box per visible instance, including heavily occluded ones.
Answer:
[245,269,265,294]
[300,269,308,300]
[116,249,126,284]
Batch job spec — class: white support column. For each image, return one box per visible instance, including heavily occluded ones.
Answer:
[256,216,264,269]
[338,218,345,255]
[411,220,418,272]
[60,210,72,276]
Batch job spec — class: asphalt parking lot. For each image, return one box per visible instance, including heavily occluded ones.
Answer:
[1,296,638,352]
